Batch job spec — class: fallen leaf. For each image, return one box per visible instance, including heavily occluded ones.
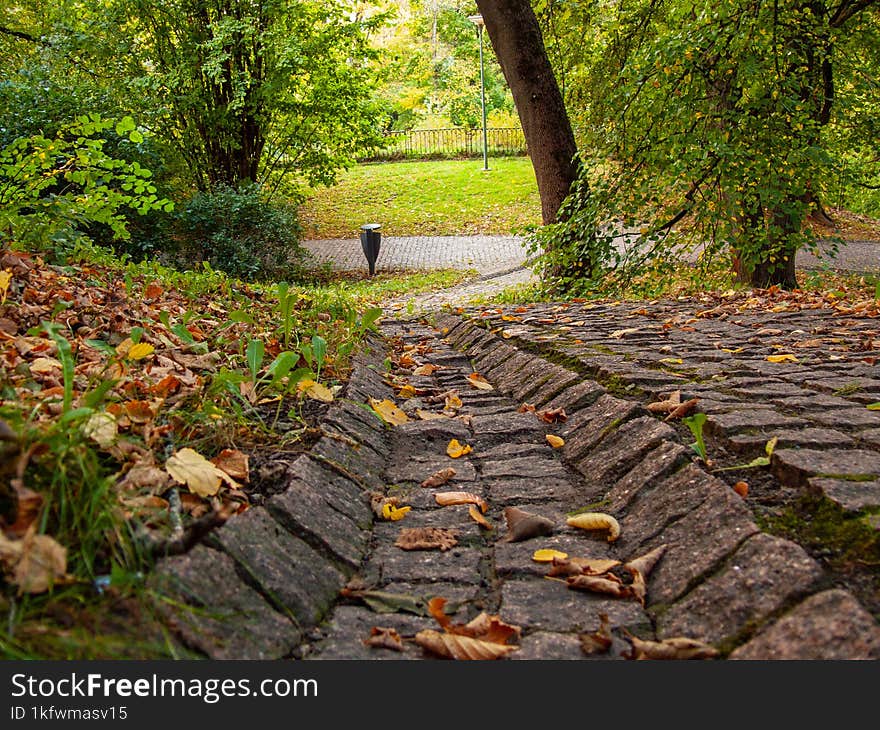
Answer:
[299,379,334,403]
[624,544,668,606]
[29,357,62,375]
[664,398,700,421]
[567,573,632,598]
[211,449,250,482]
[501,506,554,543]
[536,407,567,424]
[124,399,158,424]
[394,527,458,551]
[580,614,613,656]
[622,632,719,660]
[444,392,463,411]
[517,403,536,413]
[414,630,518,660]
[397,384,417,399]
[547,556,622,577]
[0,527,69,594]
[165,448,222,497]
[532,548,568,563]
[610,327,640,338]
[340,588,430,616]
[144,282,164,299]
[546,434,565,448]
[468,505,492,529]
[766,354,799,363]
[127,343,155,361]
[434,491,487,513]
[413,364,439,376]
[381,503,411,521]
[363,626,405,652]
[467,373,494,391]
[415,409,449,421]
[369,397,410,426]
[81,412,118,448]
[446,439,473,458]
[567,512,621,542]
[420,467,456,488]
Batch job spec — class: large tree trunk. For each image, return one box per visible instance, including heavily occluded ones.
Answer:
[476,0,579,224]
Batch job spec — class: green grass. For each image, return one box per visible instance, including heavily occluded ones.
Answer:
[299,157,541,238]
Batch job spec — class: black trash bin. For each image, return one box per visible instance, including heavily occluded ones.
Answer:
[359,223,381,276]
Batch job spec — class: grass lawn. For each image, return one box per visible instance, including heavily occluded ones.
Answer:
[299,157,542,239]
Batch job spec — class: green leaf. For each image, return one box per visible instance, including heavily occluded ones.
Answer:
[115,116,136,135]
[82,379,119,409]
[246,339,264,382]
[228,310,255,324]
[866,403,880,411]
[129,326,145,344]
[128,130,144,144]
[171,323,195,344]
[360,307,383,331]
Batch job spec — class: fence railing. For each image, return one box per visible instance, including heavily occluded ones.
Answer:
[359,127,528,162]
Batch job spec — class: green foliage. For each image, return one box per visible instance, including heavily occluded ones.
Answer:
[0,115,172,258]
[683,412,708,461]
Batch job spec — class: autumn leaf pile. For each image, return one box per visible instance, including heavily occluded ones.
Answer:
[0,248,366,595]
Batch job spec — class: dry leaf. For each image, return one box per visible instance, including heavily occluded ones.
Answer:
[395,527,458,551]
[0,527,68,594]
[537,407,567,424]
[413,364,439,376]
[518,403,536,413]
[547,556,622,577]
[501,506,554,542]
[624,544,668,606]
[567,573,632,599]
[420,467,456,488]
[81,412,118,448]
[546,434,565,448]
[444,392,463,411]
[299,379,334,403]
[165,448,222,497]
[467,373,494,391]
[446,439,473,458]
[468,505,492,529]
[580,614,613,656]
[567,512,621,542]
[434,491,487,513]
[369,397,410,426]
[622,632,719,660]
[398,384,417,399]
[211,449,250,482]
[664,398,700,421]
[766,354,798,363]
[414,630,518,660]
[610,327,640,338]
[363,626,405,652]
[733,481,749,498]
[29,357,62,375]
[532,549,568,563]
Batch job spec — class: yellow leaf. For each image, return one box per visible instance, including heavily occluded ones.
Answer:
[115,337,134,357]
[468,505,492,529]
[567,512,621,542]
[165,448,222,497]
[867,402,880,411]
[659,357,683,365]
[766,354,798,363]
[369,397,409,426]
[721,347,744,353]
[532,549,568,563]
[413,364,439,376]
[546,434,565,448]
[381,503,411,521]
[467,373,494,391]
[81,412,118,448]
[127,342,155,360]
[416,409,448,421]
[29,357,62,374]
[0,270,11,304]
[298,379,334,403]
[398,384,417,399]
[446,438,473,458]
[444,393,463,410]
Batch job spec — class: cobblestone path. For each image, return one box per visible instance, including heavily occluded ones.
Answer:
[153,294,880,660]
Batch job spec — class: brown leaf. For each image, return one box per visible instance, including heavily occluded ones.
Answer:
[664,398,700,421]
[624,544,668,606]
[420,467,456,488]
[211,449,250,482]
[580,614,613,656]
[733,481,749,498]
[501,506,554,543]
[468,504,492,529]
[414,630,518,660]
[537,407,567,424]
[547,556,621,577]
[0,526,69,594]
[413,364,440,376]
[567,573,633,599]
[517,403,536,413]
[363,626,405,652]
[566,512,621,542]
[415,409,448,421]
[622,632,719,660]
[466,373,494,391]
[394,527,458,551]
[434,491,487,513]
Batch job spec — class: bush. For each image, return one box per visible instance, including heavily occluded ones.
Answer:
[116,184,311,282]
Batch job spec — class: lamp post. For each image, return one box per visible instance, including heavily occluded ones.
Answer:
[468,13,489,171]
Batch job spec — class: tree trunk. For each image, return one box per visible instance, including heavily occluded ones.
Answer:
[476,0,579,224]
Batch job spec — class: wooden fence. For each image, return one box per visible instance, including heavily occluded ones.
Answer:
[359,127,527,161]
